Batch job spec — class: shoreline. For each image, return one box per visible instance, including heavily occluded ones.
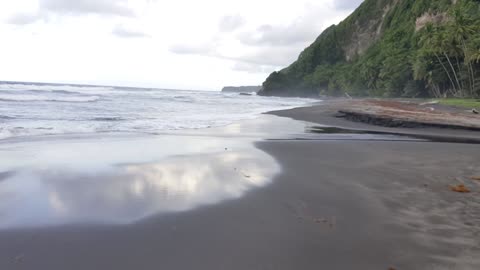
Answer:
[0,101,479,269]
[268,98,480,139]
[264,99,480,268]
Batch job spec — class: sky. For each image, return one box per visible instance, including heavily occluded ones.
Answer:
[0,0,364,90]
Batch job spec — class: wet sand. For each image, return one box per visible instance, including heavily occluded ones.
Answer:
[1,106,480,269]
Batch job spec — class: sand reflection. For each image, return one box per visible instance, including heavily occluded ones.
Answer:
[0,149,278,228]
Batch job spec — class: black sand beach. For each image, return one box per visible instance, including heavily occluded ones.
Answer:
[1,102,479,270]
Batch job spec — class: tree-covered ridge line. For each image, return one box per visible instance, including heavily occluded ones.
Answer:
[259,0,480,98]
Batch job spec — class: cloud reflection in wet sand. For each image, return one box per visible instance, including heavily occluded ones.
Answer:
[0,149,278,229]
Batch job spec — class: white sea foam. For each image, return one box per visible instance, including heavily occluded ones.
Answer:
[0,83,115,94]
[0,82,316,140]
[0,94,100,102]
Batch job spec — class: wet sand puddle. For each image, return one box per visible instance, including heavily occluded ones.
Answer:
[0,115,478,230]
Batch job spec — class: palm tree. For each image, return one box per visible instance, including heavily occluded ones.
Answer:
[437,29,464,96]
[448,1,478,96]
[418,24,458,96]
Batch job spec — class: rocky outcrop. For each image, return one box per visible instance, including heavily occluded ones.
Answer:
[415,12,449,31]
[343,0,398,61]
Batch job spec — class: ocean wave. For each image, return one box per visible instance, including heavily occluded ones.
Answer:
[0,86,316,141]
[91,117,125,121]
[0,94,100,103]
[173,95,196,102]
[0,83,114,95]
[27,89,84,95]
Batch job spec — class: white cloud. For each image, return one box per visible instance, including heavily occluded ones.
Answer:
[41,0,134,17]
[237,47,301,67]
[7,0,135,25]
[219,14,245,32]
[7,12,42,25]
[231,62,277,74]
[112,24,149,38]
[333,0,364,10]
[0,0,359,90]
[169,43,216,55]
[169,3,351,78]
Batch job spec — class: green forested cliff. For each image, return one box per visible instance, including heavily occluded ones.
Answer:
[259,0,480,98]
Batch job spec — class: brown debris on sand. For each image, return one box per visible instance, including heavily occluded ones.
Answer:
[336,99,480,130]
[449,184,471,193]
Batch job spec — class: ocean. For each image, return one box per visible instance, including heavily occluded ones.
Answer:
[0,81,317,227]
[0,81,315,140]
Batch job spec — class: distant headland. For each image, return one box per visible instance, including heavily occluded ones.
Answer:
[221,86,262,93]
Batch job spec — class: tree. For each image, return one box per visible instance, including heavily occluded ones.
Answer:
[418,24,458,96]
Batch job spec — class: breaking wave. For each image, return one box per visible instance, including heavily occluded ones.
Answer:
[0,83,115,95]
[0,81,316,141]
[0,94,100,103]
[91,117,125,121]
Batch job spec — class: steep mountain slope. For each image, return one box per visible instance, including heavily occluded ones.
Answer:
[259,0,480,98]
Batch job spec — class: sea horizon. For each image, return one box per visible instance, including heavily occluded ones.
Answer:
[0,80,222,92]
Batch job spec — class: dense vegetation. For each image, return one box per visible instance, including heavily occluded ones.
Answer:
[259,0,480,98]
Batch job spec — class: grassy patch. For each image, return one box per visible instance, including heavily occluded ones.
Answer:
[436,99,480,109]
